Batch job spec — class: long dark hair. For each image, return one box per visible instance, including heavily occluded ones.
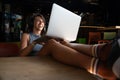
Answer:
[25,13,46,35]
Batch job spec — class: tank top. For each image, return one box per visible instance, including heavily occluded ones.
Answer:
[29,32,43,56]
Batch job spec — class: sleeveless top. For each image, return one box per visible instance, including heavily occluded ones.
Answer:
[29,32,43,56]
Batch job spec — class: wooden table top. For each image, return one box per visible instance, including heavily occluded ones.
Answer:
[0,56,99,80]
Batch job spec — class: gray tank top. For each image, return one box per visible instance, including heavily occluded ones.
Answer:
[29,32,43,56]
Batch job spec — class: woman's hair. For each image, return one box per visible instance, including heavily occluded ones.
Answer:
[25,13,46,35]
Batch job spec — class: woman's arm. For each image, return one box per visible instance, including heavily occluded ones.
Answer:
[19,33,36,56]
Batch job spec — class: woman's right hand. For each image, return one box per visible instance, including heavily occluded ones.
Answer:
[33,36,47,44]
[34,35,63,44]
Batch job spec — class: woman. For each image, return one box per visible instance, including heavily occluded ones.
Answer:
[19,13,46,56]
[35,36,120,80]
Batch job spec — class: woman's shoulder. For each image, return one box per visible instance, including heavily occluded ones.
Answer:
[22,33,30,36]
[21,33,30,39]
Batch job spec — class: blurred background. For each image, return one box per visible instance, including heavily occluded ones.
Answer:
[0,0,120,42]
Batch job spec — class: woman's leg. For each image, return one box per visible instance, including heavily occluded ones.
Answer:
[38,39,91,70]
[38,39,116,79]
[60,41,94,56]
[60,41,112,61]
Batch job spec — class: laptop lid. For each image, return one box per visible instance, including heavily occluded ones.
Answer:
[46,3,81,42]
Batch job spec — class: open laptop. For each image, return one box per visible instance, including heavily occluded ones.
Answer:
[46,3,82,42]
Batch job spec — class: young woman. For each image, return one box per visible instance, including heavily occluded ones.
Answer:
[34,36,120,80]
[19,13,46,56]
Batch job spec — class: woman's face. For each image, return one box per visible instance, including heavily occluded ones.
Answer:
[34,16,45,31]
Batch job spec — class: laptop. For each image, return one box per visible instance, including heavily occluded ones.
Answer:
[46,3,82,42]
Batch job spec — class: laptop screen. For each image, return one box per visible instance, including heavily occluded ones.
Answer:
[46,3,82,42]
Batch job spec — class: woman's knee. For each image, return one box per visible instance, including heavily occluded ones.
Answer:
[47,39,59,46]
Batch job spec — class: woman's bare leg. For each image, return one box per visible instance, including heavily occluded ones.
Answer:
[38,39,116,79]
[38,39,91,70]
[60,41,112,61]
[60,41,94,56]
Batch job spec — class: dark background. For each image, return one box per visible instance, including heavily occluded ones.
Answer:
[0,0,120,42]
[2,0,120,26]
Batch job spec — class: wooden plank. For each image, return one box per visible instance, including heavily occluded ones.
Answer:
[0,56,99,80]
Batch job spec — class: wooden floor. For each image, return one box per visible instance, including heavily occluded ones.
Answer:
[0,56,99,80]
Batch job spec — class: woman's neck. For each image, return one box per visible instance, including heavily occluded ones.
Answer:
[33,29,42,36]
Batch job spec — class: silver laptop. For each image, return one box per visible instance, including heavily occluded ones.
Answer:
[46,3,82,42]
